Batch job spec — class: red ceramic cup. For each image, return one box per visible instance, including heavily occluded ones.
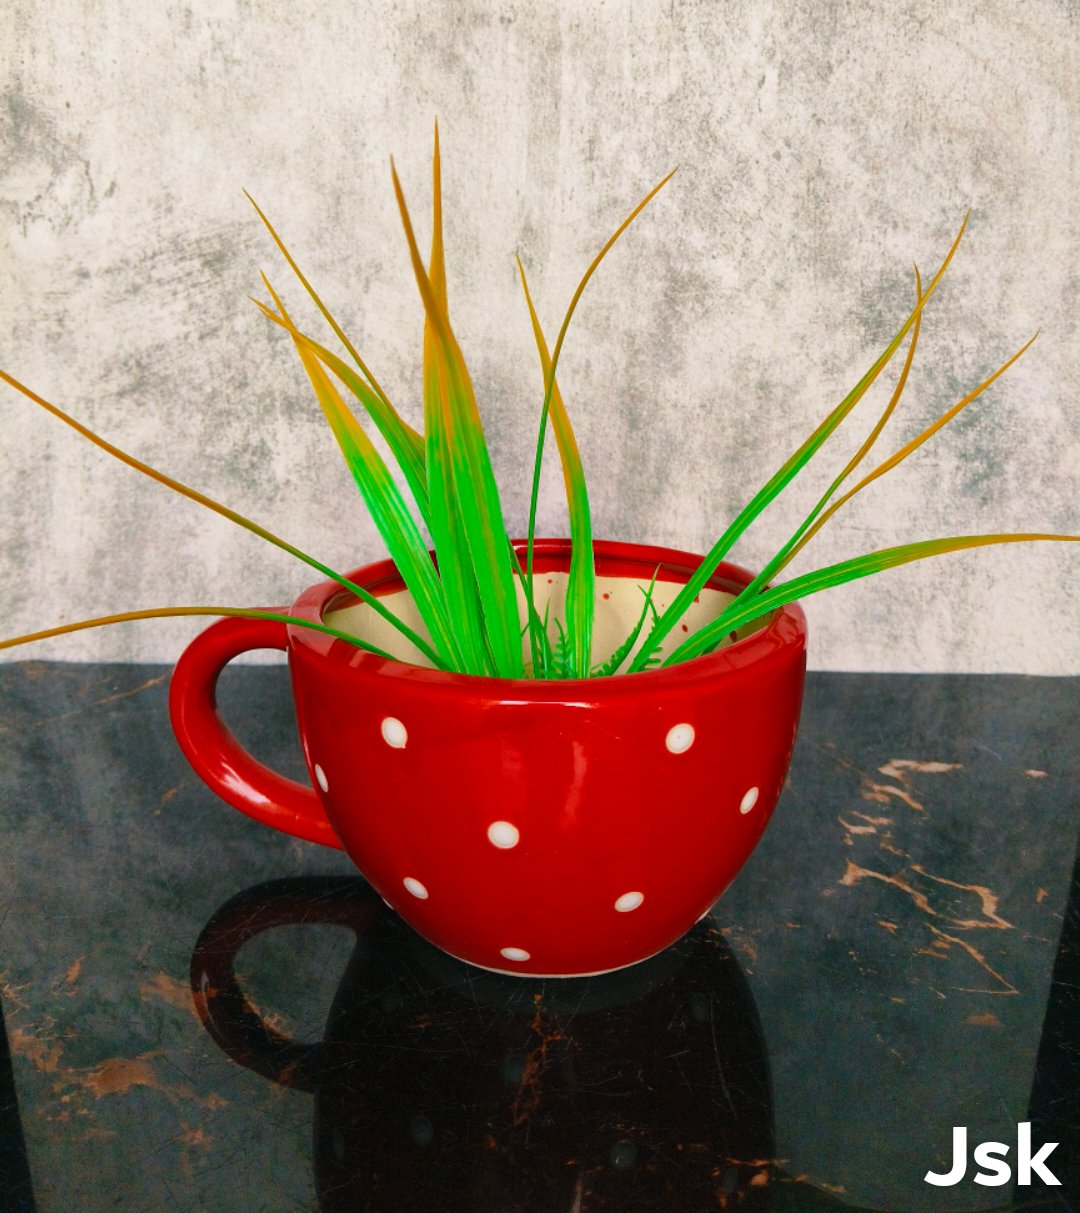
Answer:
[170,539,807,976]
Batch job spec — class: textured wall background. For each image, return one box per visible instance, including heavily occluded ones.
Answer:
[1,0,1077,671]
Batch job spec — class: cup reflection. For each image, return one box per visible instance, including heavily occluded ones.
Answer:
[191,876,774,1211]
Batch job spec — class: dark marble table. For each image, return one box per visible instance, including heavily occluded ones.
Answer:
[0,661,1076,1211]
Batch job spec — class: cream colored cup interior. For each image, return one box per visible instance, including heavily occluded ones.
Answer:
[325,571,767,672]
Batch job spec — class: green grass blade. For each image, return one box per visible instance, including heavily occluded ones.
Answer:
[245,191,400,415]
[0,606,399,659]
[0,369,445,667]
[779,329,1040,573]
[253,296,430,529]
[274,297,463,671]
[552,617,572,677]
[516,256,594,677]
[666,532,1080,666]
[629,216,971,672]
[591,573,659,677]
[509,544,557,677]
[391,157,524,677]
[522,170,677,654]
[727,266,926,609]
[534,598,554,677]
[419,122,492,674]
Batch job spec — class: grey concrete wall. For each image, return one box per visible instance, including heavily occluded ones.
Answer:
[1,0,1077,671]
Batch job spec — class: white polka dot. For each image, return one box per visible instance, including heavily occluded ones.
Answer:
[740,786,760,814]
[500,947,530,963]
[487,821,520,849]
[614,891,644,913]
[665,723,695,754]
[381,716,407,748]
[403,877,428,899]
[314,764,329,793]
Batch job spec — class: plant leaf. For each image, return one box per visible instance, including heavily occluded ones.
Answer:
[263,279,463,670]
[0,370,445,666]
[516,256,594,677]
[778,329,1039,572]
[522,169,676,658]
[665,532,1080,666]
[591,573,660,677]
[552,616,572,677]
[629,214,971,672]
[0,606,398,659]
[726,265,926,610]
[391,155,525,677]
[245,192,399,414]
[509,544,557,677]
[717,312,1039,647]
[253,297,430,529]
[419,121,492,674]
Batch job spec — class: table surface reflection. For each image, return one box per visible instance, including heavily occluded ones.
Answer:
[0,662,1076,1211]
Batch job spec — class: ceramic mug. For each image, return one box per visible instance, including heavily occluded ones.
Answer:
[170,539,807,976]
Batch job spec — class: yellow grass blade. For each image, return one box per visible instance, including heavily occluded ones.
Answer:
[0,369,444,666]
[516,255,594,677]
[245,191,398,414]
[784,330,1039,569]
[0,606,397,659]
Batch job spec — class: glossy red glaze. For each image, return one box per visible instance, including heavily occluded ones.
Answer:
[170,539,807,976]
[170,613,340,848]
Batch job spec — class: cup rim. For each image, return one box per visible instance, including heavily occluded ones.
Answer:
[287,537,807,694]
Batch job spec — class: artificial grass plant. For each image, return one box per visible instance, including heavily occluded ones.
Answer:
[2,124,1077,674]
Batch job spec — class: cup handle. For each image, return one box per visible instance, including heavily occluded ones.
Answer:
[169,614,342,848]
[190,877,377,1093]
